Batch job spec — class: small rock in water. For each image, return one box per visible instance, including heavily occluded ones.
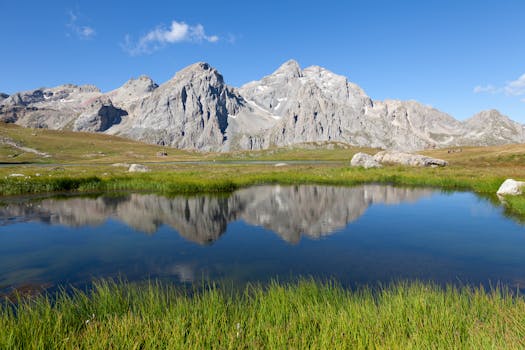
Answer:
[350,152,382,169]
[128,164,150,173]
[496,179,525,196]
[274,163,288,167]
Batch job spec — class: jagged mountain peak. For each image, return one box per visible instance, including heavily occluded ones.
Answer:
[172,62,224,83]
[461,109,524,145]
[466,109,509,123]
[107,75,158,106]
[120,75,158,91]
[272,59,303,78]
[113,61,246,151]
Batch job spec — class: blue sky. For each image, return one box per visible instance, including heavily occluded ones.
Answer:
[1,0,524,122]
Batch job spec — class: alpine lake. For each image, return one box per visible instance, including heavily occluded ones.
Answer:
[1,184,525,296]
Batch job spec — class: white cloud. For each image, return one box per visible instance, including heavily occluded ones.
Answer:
[123,20,219,55]
[67,11,95,39]
[473,84,500,94]
[504,73,525,96]
[474,73,525,100]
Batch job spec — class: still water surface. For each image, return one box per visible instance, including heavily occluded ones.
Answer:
[1,185,524,293]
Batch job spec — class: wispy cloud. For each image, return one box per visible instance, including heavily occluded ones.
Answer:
[473,84,501,94]
[67,11,95,39]
[122,20,219,56]
[474,73,525,102]
[504,74,525,96]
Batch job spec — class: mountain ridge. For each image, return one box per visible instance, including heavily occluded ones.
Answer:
[0,60,523,152]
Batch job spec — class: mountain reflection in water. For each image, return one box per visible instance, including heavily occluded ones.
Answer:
[0,185,432,244]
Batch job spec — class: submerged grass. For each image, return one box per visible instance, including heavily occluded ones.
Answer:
[1,279,525,349]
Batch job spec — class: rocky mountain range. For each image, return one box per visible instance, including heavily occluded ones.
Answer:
[1,60,523,151]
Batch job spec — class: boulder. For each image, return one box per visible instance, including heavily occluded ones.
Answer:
[496,179,525,196]
[128,164,150,173]
[373,151,448,167]
[350,152,382,169]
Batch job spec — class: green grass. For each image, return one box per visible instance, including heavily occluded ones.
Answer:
[2,279,525,349]
[0,163,521,217]
[0,162,509,194]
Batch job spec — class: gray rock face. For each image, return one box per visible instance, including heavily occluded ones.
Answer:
[1,60,525,151]
[350,152,382,168]
[117,63,246,150]
[73,96,127,132]
[239,61,375,149]
[0,84,101,128]
[496,179,525,196]
[0,93,8,102]
[105,76,158,120]
[373,151,448,167]
[238,61,495,151]
[461,110,525,146]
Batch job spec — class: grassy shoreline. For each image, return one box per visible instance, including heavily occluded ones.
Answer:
[1,163,523,220]
[2,279,525,349]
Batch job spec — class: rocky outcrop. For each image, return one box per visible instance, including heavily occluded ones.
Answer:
[0,185,433,244]
[496,179,525,196]
[373,151,448,167]
[73,96,127,132]
[107,76,158,106]
[239,61,375,149]
[0,84,101,128]
[1,60,524,151]
[461,110,525,146]
[0,93,8,101]
[350,152,382,168]
[116,63,245,150]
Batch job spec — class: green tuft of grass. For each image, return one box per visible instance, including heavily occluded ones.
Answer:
[1,279,525,349]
